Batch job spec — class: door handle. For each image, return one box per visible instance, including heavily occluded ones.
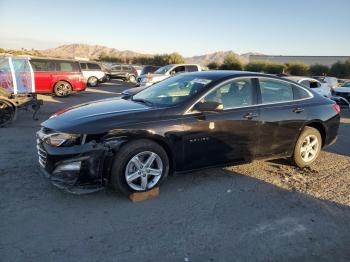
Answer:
[293,107,304,114]
[243,112,258,120]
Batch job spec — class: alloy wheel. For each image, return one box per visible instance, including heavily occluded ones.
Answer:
[300,135,319,162]
[56,83,71,96]
[124,151,163,191]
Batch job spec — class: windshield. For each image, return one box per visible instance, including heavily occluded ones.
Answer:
[342,82,350,87]
[154,65,173,74]
[133,74,212,106]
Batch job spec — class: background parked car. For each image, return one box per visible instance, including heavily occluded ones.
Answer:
[332,81,350,103]
[98,62,111,81]
[285,76,331,97]
[109,64,138,83]
[30,58,86,97]
[312,76,338,89]
[136,65,160,85]
[79,61,106,87]
[138,64,202,87]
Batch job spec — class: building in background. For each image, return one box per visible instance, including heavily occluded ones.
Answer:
[250,55,350,66]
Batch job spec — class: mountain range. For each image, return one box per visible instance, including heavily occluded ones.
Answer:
[39,44,262,65]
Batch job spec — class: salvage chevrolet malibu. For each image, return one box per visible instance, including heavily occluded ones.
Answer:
[36,71,340,195]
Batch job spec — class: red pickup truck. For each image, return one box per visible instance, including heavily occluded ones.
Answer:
[30,58,86,97]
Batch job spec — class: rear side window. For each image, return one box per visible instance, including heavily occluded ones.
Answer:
[87,63,101,70]
[259,79,294,103]
[186,65,198,72]
[293,84,311,100]
[56,61,80,72]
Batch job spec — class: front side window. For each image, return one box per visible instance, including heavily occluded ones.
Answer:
[154,65,173,74]
[259,79,293,103]
[80,63,87,70]
[112,65,121,71]
[133,74,212,106]
[31,60,48,72]
[87,63,101,70]
[203,78,255,109]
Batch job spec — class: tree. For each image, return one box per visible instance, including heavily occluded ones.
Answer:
[167,53,185,64]
[309,64,330,76]
[286,63,309,76]
[245,61,266,72]
[263,63,285,74]
[330,60,350,78]
[207,61,220,70]
[219,54,243,70]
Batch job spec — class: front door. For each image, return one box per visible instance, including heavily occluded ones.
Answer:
[181,78,260,171]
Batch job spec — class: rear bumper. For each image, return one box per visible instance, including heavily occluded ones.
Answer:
[324,114,341,147]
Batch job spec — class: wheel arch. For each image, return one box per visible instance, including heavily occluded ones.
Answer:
[107,134,176,175]
[303,120,327,147]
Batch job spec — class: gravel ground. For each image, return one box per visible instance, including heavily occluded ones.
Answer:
[1,80,350,262]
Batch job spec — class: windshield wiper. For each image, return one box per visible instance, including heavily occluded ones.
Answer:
[132,98,153,107]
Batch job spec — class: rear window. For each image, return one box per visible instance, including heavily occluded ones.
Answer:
[122,65,130,71]
[56,61,80,72]
[87,63,101,70]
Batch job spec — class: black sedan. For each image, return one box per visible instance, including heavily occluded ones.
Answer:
[36,71,340,195]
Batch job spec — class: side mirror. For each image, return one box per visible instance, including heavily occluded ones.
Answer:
[193,101,224,112]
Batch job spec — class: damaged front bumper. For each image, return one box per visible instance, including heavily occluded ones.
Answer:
[36,130,123,194]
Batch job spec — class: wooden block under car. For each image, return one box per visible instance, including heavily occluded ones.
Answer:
[129,187,159,202]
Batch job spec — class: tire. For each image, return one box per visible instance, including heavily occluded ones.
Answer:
[87,76,98,87]
[128,75,136,83]
[0,99,15,127]
[105,74,111,82]
[292,126,322,168]
[54,81,72,97]
[110,139,169,196]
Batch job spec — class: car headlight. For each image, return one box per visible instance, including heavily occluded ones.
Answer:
[44,133,81,147]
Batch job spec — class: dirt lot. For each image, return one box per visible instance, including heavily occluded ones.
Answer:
[1,80,350,261]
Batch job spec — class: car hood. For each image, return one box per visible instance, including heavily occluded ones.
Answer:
[41,97,158,134]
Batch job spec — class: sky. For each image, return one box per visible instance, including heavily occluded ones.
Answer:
[0,0,349,57]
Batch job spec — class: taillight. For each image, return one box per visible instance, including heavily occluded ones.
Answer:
[332,103,340,114]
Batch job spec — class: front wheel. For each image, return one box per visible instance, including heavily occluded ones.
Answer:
[110,139,169,196]
[54,81,72,97]
[292,127,322,168]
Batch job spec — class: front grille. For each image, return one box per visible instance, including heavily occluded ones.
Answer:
[37,138,47,168]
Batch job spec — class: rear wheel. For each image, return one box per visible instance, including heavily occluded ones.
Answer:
[110,139,169,196]
[292,126,322,168]
[87,76,98,87]
[0,99,15,127]
[54,81,72,97]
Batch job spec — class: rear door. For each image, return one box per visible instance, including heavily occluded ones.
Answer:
[256,78,310,158]
[181,77,260,170]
